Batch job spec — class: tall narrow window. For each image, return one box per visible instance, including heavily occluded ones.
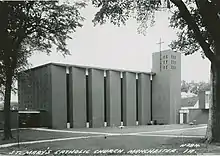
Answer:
[136,78,138,122]
[121,77,123,122]
[150,79,153,121]
[66,73,70,123]
[104,76,107,123]
[86,75,89,122]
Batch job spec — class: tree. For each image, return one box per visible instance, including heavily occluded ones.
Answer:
[181,80,190,93]
[0,1,85,140]
[92,0,220,143]
[181,80,211,94]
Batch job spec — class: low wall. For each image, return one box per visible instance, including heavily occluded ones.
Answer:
[0,110,18,130]
[0,110,49,130]
[188,109,209,124]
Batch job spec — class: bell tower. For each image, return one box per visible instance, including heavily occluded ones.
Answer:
[152,49,181,124]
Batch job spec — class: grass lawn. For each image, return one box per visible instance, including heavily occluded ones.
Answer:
[0,136,210,155]
[0,129,98,145]
[0,125,219,155]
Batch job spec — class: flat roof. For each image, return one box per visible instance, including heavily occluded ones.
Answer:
[21,62,156,75]
[153,49,181,54]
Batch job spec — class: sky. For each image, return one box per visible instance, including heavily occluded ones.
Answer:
[11,2,211,101]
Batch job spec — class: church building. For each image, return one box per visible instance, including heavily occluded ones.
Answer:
[17,49,181,129]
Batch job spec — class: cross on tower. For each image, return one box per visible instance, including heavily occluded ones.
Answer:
[156,38,164,52]
[156,38,164,71]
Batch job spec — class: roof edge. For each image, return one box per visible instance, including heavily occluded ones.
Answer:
[20,62,156,75]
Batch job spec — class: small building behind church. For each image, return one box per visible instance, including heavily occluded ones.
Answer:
[179,91,210,124]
